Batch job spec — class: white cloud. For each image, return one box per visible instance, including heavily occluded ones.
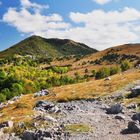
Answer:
[2,0,140,50]
[45,8,140,50]
[93,0,112,5]
[3,1,70,34]
[20,0,49,11]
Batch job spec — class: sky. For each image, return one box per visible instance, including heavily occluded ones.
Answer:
[1,0,140,51]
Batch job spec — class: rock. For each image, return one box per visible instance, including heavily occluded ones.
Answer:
[132,112,140,121]
[22,130,35,140]
[128,86,140,98]
[8,101,15,105]
[115,114,125,120]
[18,122,25,128]
[34,89,49,98]
[44,115,57,123]
[0,121,13,129]
[35,129,52,139]
[128,121,140,133]
[107,104,123,114]
[104,77,111,81]
[34,101,60,113]
[127,103,137,109]
[12,96,21,101]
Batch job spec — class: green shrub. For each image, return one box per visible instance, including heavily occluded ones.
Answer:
[91,70,96,77]
[0,70,6,79]
[15,103,28,109]
[120,60,132,71]
[0,94,6,102]
[95,67,110,79]
[110,66,121,75]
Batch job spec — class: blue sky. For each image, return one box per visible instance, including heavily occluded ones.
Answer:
[1,0,140,51]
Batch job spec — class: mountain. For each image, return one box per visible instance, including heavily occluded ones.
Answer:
[77,43,140,63]
[0,36,97,58]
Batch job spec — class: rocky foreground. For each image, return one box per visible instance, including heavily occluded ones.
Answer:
[0,82,140,140]
[0,98,140,140]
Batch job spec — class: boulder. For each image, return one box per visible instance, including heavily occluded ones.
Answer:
[34,101,60,113]
[35,129,52,139]
[128,121,140,133]
[107,104,123,114]
[22,130,35,140]
[129,86,140,98]
[132,112,140,121]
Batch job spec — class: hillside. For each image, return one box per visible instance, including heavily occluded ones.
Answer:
[77,43,140,63]
[0,42,140,139]
[0,36,97,58]
[39,43,140,78]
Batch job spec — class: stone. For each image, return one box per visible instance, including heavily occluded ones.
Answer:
[129,86,140,98]
[44,115,57,123]
[18,122,25,128]
[34,101,60,113]
[115,114,125,120]
[104,77,111,81]
[127,103,137,109]
[128,121,140,133]
[34,89,49,98]
[0,121,13,129]
[22,130,35,140]
[132,112,140,121]
[35,129,52,139]
[107,104,123,114]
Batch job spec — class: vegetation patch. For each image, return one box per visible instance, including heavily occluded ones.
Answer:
[65,123,91,133]
[15,103,28,109]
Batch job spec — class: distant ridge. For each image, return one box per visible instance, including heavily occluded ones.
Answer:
[0,35,97,58]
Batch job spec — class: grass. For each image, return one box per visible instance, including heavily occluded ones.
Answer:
[15,103,28,109]
[0,69,140,123]
[65,123,91,133]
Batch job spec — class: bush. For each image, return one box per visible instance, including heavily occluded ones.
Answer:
[120,60,132,71]
[0,70,6,79]
[95,67,110,79]
[74,72,81,81]
[11,83,23,95]
[110,66,121,75]
[91,70,96,77]
[0,94,6,102]
[15,103,28,109]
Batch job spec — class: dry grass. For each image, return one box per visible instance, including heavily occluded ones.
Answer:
[0,69,140,123]
[51,69,140,102]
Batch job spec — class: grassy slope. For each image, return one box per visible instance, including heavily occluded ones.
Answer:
[0,36,97,58]
[0,68,140,123]
[0,43,140,123]
[40,43,140,77]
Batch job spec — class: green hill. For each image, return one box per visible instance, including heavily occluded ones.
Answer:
[0,35,97,58]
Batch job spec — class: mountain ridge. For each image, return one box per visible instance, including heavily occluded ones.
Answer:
[0,35,97,58]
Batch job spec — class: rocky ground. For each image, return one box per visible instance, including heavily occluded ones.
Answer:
[0,81,140,140]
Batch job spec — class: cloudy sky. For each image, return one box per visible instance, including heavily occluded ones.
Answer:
[1,0,140,51]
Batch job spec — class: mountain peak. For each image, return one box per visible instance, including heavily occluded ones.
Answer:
[0,36,98,58]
